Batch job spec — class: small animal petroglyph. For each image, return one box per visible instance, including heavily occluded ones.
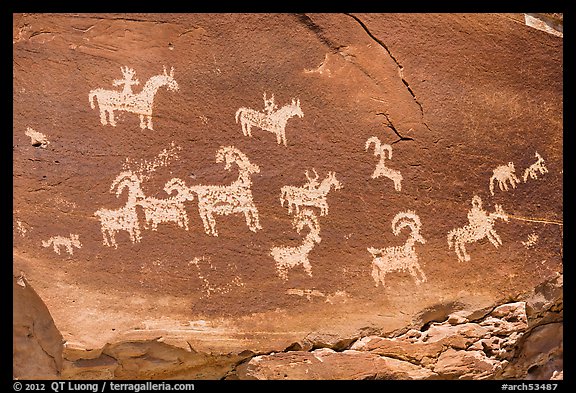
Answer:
[489,162,521,196]
[25,127,49,148]
[89,66,179,130]
[521,233,539,248]
[367,211,427,287]
[42,233,81,255]
[271,209,321,281]
[280,169,343,216]
[235,93,304,146]
[447,195,509,262]
[184,146,262,236]
[523,152,548,182]
[365,136,402,191]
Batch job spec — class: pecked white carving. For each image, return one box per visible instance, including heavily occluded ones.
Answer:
[489,162,521,196]
[367,211,427,287]
[271,208,321,280]
[447,195,509,262]
[523,152,548,182]
[42,233,81,255]
[235,93,304,146]
[89,66,179,130]
[365,136,403,191]
[184,146,262,237]
[280,169,343,216]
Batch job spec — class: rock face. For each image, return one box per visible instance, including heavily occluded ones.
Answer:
[13,13,562,380]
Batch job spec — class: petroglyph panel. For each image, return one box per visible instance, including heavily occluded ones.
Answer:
[13,13,562,381]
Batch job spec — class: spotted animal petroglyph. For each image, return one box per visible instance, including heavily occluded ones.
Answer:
[42,234,81,255]
[25,127,49,148]
[89,66,179,130]
[367,211,427,287]
[271,209,321,281]
[183,146,262,237]
[280,169,343,216]
[523,152,548,182]
[235,93,304,146]
[365,136,402,191]
[447,195,509,262]
[489,162,521,196]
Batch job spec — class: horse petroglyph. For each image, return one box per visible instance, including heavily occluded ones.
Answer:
[367,211,427,287]
[183,146,262,237]
[42,234,81,255]
[489,162,521,196]
[447,195,509,262]
[280,169,343,216]
[89,66,179,130]
[523,152,548,182]
[271,208,321,281]
[365,136,403,191]
[235,93,304,146]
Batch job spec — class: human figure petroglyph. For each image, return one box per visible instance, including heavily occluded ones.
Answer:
[447,195,509,263]
[489,162,520,196]
[271,209,321,280]
[523,152,548,182]
[42,233,81,255]
[365,136,402,191]
[280,169,343,216]
[94,171,143,248]
[89,66,179,130]
[113,66,140,96]
[183,146,262,237]
[235,93,303,146]
[367,211,427,287]
[263,92,278,114]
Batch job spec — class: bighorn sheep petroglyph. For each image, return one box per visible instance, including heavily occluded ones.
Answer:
[94,171,143,248]
[367,211,427,287]
[185,146,262,236]
[365,136,403,191]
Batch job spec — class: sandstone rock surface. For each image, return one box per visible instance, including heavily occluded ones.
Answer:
[13,13,562,380]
